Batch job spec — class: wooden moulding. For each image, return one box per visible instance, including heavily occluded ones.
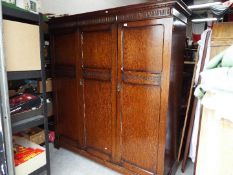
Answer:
[123,71,161,86]
[49,0,191,30]
[83,68,111,81]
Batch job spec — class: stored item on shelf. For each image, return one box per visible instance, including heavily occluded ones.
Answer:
[16,0,39,13]
[16,0,29,10]
[48,131,55,142]
[14,144,43,166]
[9,80,38,95]
[21,127,45,145]
[2,0,15,4]
[3,20,41,71]
[9,90,17,97]
[10,93,42,114]
[38,78,52,93]
[18,80,37,94]
[13,136,46,175]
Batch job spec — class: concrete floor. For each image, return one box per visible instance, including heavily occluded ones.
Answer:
[48,145,194,175]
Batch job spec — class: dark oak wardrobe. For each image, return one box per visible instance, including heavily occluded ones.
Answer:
[49,1,190,175]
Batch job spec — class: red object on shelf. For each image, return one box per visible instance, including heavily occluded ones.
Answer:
[14,144,44,166]
[192,33,201,42]
[48,131,55,142]
[10,93,37,106]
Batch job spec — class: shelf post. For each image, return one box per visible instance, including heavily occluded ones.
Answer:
[39,13,51,175]
[0,1,15,175]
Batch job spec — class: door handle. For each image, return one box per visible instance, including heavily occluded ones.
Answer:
[80,79,84,86]
[117,83,121,92]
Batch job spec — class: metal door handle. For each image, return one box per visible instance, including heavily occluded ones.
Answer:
[80,79,83,86]
[117,84,121,92]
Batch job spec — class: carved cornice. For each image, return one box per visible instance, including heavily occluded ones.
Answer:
[50,1,190,28]
[78,16,116,26]
[77,7,171,26]
[117,7,171,22]
[50,21,77,30]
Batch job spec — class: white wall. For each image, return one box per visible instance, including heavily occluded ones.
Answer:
[40,0,148,15]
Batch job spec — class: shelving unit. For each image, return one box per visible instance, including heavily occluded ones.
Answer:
[0,2,50,175]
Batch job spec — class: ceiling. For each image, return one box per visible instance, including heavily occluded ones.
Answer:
[40,0,222,16]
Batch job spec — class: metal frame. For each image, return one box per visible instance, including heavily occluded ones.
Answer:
[0,2,51,175]
[0,101,8,175]
[0,1,15,175]
[39,13,51,175]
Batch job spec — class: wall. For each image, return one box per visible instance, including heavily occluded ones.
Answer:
[40,0,148,15]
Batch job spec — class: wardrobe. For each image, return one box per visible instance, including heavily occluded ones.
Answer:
[49,1,190,175]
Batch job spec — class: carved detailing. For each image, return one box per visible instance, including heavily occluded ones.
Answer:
[77,7,171,26]
[50,21,77,30]
[118,7,171,22]
[83,68,111,81]
[78,16,116,26]
[123,71,161,86]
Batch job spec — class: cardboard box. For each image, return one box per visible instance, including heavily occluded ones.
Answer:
[38,79,52,93]
[16,0,40,13]
[9,90,17,97]
[21,127,45,145]
[14,136,46,175]
[3,20,41,71]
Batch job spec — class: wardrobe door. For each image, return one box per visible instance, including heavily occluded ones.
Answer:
[80,24,117,160]
[51,30,83,147]
[117,19,167,175]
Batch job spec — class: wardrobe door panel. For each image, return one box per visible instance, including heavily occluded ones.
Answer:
[81,24,117,160]
[84,80,112,155]
[121,84,160,170]
[117,20,165,175]
[82,31,112,68]
[123,24,164,73]
[54,33,76,65]
[52,31,83,147]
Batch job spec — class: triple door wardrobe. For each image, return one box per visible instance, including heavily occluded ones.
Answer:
[49,1,191,174]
